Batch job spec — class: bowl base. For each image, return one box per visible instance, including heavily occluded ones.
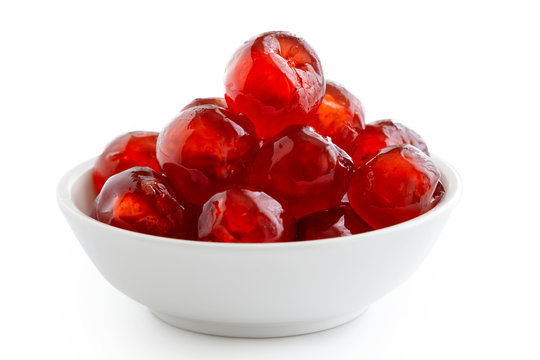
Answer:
[151,307,368,338]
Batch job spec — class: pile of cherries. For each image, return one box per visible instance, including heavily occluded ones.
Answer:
[91,31,444,243]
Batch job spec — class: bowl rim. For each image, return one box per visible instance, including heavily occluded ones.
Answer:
[57,155,462,249]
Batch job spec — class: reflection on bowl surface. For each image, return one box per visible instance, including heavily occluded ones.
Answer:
[57,155,461,338]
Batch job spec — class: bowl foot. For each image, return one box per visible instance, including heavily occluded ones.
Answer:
[151,307,368,338]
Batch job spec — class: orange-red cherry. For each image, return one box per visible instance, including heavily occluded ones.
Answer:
[92,131,160,193]
[352,120,429,165]
[308,81,365,155]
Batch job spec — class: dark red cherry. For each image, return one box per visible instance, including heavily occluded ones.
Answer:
[198,187,296,243]
[156,105,260,206]
[249,126,352,219]
[296,204,372,241]
[348,144,440,229]
[91,167,186,238]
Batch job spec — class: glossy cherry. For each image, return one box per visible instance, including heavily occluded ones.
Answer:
[91,167,186,238]
[183,97,228,110]
[296,204,372,241]
[352,119,429,165]
[308,81,365,155]
[156,104,260,206]
[348,144,440,229]
[249,126,353,219]
[225,31,325,139]
[92,131,160,193]
[198,187,296,243]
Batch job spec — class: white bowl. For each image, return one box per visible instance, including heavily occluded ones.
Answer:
[57,155,461,338]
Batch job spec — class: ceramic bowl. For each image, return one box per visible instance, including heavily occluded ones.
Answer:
[57,155,461,338]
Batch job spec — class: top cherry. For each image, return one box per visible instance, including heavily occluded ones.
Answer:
[225,31,325,140]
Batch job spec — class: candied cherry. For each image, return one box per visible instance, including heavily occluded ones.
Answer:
[183,97,228,110]
[352,119,429,165]
[91,167,186,238]
[249,126,352,219]
[296,204,372,241]
[198,187,296,243]
[156,105,260,206]
[92,131,160,193]
[308,81,365,155]
[348,144,440,229]
[225,31,325,139]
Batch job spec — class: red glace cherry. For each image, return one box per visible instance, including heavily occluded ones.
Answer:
[92,131,160,193]
[182,97,228,110]
[296,204,373,241]
[156,105,260,206]
[91,167,186,238]
[225,31,325,139]
[348,144,440,229]
[352,119,429,165]
[308,81,365,155]
[198,187,296,243]
[249,126,352,219]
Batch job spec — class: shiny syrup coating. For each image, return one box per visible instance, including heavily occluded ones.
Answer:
[296,204,373,241]
[156,105,260,206]
[249,126,353,219]
[92,131,160,193]
[182,97,228,110]
[348,144,440,229]
[198,187,296,243]
[352,119,429,165]
[225,31,325,140]
[91,167,186,238]
[308,81,365,155]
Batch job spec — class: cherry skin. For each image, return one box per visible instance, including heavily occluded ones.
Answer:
[91,167,186,238]
[198,187,296,243]
[249,126,353,219]
[296,204,373,241]
[156,104,260,206]
[348,144,440,229]
[92,131,160,193]
[225,31,325,140]
[352,119,429,166]
[308,81,365,155]
[183,97,228,110]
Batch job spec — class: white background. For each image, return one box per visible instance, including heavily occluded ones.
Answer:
[1,0,539,359]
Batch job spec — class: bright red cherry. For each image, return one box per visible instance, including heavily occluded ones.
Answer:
[308,81,365,155]
[92,131,160,193]
[296,204,372,241]
[249,126,352,219]
[157,105,260,206]
[183,97,228,110]
[198,187,296,243]
[225,31,325,140]
[352,120,429,165]
[348,145,440,229]
[91,167,186,238]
